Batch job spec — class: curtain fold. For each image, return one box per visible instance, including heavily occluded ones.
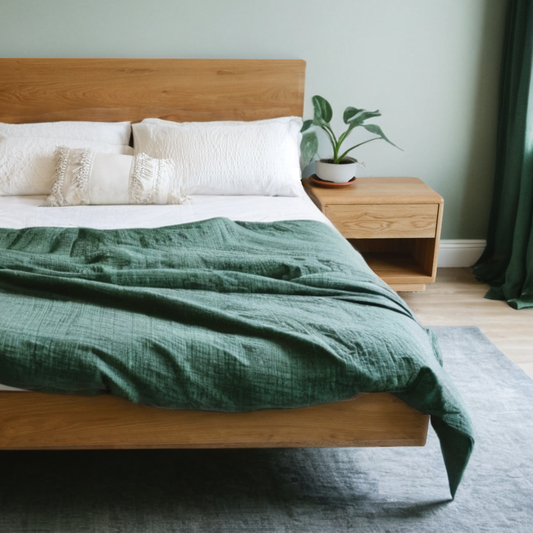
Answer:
[472,0,533,309]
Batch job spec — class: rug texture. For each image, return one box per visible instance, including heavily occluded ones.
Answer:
[0,326,531,532]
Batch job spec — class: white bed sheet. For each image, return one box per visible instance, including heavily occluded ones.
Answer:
[0,186,333,391]
[0,189,331,230]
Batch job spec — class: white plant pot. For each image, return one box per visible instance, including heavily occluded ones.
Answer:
[315,158,361,183]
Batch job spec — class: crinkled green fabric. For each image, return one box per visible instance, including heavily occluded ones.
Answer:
[0,218,473,497]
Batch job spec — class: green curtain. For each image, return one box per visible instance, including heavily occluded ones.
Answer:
[472,0,533,310]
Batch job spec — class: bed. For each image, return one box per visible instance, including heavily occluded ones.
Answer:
[0,58,473,498]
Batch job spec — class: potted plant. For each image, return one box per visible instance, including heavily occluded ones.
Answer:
[301,95,401,183]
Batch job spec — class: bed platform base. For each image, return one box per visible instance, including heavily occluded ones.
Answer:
[0,392,428,450]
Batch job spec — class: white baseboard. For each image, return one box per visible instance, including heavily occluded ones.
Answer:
[438,240,486,268]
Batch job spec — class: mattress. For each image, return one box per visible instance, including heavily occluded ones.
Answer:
[0,188,331,230]
[0,189,475,498]
[0,188,331,391]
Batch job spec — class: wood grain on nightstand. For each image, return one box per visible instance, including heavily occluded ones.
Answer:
[325,204,439,239]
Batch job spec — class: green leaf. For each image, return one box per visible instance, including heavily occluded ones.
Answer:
[343,107,364,123]
[300,119,314,133]
[343,107,381,126]
[312,95,333,125]
[300,131,319,165]
[360,124,402,150]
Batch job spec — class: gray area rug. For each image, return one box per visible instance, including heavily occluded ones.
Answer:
[0,326,532,532]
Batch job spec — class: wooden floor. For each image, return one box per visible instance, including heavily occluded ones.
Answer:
[400,268,533,379]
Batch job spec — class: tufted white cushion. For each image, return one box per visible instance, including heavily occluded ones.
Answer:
[42,147,188,207]
[132,117,303,196]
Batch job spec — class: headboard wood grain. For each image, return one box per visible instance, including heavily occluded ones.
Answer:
[0,58,306,124]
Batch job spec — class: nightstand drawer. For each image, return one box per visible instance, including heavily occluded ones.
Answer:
[325,204,439,239]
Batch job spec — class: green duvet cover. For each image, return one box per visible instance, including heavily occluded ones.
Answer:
[0,217,473,497]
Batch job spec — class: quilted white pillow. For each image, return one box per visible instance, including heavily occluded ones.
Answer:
[42,146,188,207]
[132,117,303,196]
[0,136,133,196]
[0,121,131,145]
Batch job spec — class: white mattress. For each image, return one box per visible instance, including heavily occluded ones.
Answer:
[0,187,332,391]
[0,188,331,230]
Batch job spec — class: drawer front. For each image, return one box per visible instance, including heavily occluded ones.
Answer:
[325,204,438,239]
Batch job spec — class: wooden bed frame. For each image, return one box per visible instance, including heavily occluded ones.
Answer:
[0,58,429,451]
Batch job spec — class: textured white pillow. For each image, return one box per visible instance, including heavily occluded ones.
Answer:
[0,136,134,196]
[42,146,188,207]
[132,117,303,196]
[0,121,131,145]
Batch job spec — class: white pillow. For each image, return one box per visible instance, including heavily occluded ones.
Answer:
[0,136,134,196]
[132,117,303,196]
[0,121,131,145]
[42,146,188,207]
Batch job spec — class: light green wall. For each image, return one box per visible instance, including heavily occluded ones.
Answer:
[0,0,508,239]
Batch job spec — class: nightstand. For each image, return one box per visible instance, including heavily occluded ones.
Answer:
[304,177,444,292]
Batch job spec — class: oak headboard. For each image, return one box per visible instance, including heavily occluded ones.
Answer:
[0,58,306,124]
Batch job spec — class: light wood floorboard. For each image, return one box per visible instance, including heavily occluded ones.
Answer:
[399,268,533,379]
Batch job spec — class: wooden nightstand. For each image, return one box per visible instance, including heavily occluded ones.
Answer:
[304,177,444,292]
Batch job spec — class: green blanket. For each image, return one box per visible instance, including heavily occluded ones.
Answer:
[0,218,473,497]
